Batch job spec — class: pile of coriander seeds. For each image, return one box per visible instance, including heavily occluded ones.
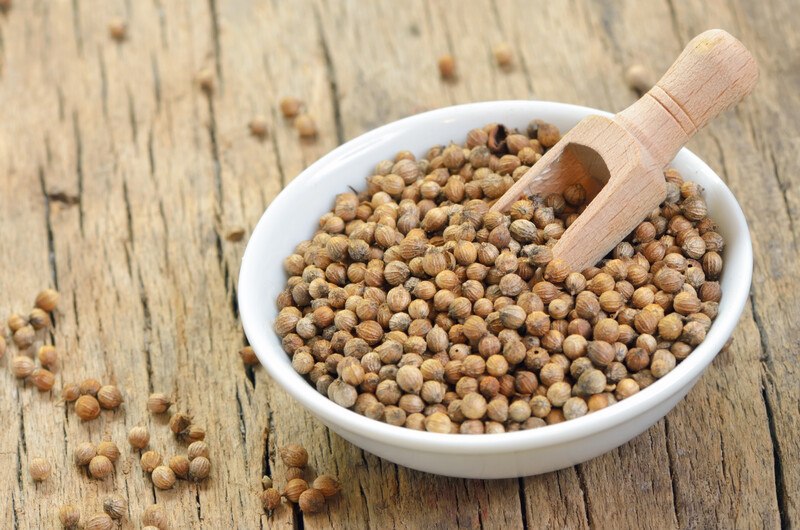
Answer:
[274,120,723,434]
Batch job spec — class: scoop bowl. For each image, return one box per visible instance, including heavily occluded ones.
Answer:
[238,100,752,479]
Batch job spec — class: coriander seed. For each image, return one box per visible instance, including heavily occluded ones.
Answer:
[493,43,513,67]
[298,488,325,513]
[152,465,176,489]
[8,313,28,332]
[74,442,96,466]
[11,355,35,379]
[103,494,128,520]
[147,392,172,413]
[248,117,268,139]
[438,54,456,79]
[108,18,127,41]
[279,97,302,118]
[128,426,150,449]
[169,412,191,434]
[140,450,162,473]
[59,504,81,528]
[29,457,51,481]
[189,456,211,481]
[196,67,215,93]
[83,514,113,530]
[28,308,51,329]
[169,455,190,479]
[37,345,58,368]
[142,504,167,528]
[31,368,55,391]
[75,395,101,421]
[284,478,308,503]
[188,440,209,460]
[294,114,317,138]
[260,487,282,512]
[280,443,308,468]
[79,378,102,396]
[13,324,35,349]
[35,288,60,311]
[312,474,340,498]
[89,455,113,479]
[97,440,120,463]
[97,385,123,409]
[62,383,80,402]
[239,345,258,365]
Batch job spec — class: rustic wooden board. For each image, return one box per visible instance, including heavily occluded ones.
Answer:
[0,0,796,528]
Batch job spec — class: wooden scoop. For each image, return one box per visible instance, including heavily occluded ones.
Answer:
[491,29,758,272]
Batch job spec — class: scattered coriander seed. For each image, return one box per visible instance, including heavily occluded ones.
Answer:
[279,96,302,118]
[13,324,35,349]
[31,368,55,391]
[248,118,268,139]
[438,54,456,79]
[7,313,28,332]
[59,504,81,528]
[493,43,513,67]
[312,474,340,498]
[11,355,35,379]
[286,466,305,481]
[147,392,172,414]
[280,443,308,468]
[74,442,97,466]
[75,395,101,421]
[37,345,58,368]
[184,424,206,442]
[83,513,113,530]
[298,488,325,513]
[169,455,190,479]
[142,504,167,529]
[102,494,128,520]
[187,440,209,460]
[97,440,120,463]
[197,67,215,93]
[294,114,317,138]
[188,455,211,481]
[29,457,51,481]
[97,385,123,409]
[283,478,308,503]
[88,455,114,479]
[79,378,102,396]
[624,64,651,94]
[108,18,127,41]
[28,308,51,330]
[128,426,150,449]
[35,288,60,311]
[140,450,162,473]
[62,383,81,402]
[152,465,176,489]
[260,487,282,512]
[169,412,191,434]
[261,475,273,489]
[226,227,247,242]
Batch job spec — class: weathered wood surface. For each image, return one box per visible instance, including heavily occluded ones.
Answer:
[0,0,796,528]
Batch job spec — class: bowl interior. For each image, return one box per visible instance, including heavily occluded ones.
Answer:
[239,101,752,453]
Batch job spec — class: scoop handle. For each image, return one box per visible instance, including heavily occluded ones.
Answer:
[616,29,758,167]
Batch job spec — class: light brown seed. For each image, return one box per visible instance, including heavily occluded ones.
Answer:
[169,455,191,478]
[294,114,317,138]
[13,325,35,349]
[140,450,162,473]
[97,440,120,463]
[35,288,60,311]
[108,18,127,41]
[142,504,167,529]
[29,457,51,481]
[83,513,113,530]
[280,443,308,468]
[128,426,150,449]
[298,488,326,513]
[75,395,101,421]
[187,440,209,460]
[37,345,58,367]
[79,378,102,396]
[74,442,96,466]
[152,466,176,489]
[97,385,123,409]
[28,308,51,329]
[312,474,341,498]
[59,504,81,528]
[11,355,35,379]
[102,494,127,520]
[239,345,259,365]
[189,456,211,481]
[89,455,113,479]
[438,54,456,79]
[260,487,282,512]
[169,412,191,434]
[147,392,172,414]
[283,478,309,503]
[279,97,303,118]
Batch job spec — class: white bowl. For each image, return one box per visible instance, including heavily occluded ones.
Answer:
[239,101,752,479]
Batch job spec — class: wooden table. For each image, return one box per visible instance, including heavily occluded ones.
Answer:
[1,1,797,528]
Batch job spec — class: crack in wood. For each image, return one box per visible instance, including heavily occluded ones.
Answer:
[312,5,344,145]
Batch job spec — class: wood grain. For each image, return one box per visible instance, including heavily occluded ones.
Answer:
[0,0,796,528]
